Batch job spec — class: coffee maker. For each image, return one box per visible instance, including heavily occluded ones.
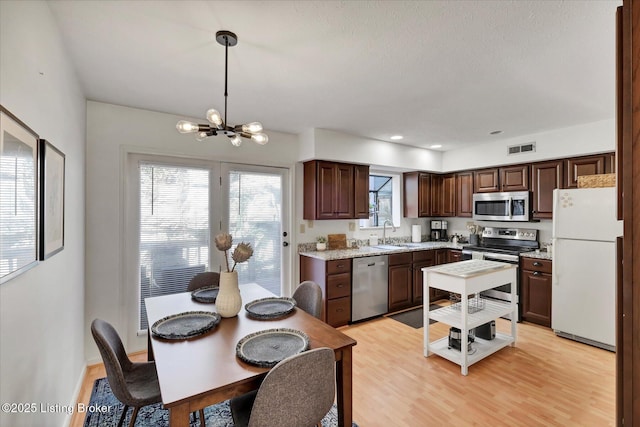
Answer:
[430,220,448,241]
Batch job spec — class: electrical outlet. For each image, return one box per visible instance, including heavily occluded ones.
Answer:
[299,223,305,233]
[348,222,355,231]
[307,220,314,229]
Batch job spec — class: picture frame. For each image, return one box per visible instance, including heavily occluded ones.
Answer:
[39,139,65,260]
[0,105,39,284]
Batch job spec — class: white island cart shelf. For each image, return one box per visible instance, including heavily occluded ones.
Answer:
[423,259,518,375]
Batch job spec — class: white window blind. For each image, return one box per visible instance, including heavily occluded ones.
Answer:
[228,170,282,296]
[0,135,37,280]
[138,162,209,330]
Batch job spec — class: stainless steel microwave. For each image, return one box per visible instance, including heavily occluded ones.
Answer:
[472,191,531,221]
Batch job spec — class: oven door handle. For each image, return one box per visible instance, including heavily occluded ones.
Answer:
[482,253,519,263]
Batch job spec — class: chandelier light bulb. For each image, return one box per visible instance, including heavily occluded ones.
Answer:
[176,120,200,134]
[206,109,223,126]
[230,135,242,147]
[251,133,269,145]
[196,132,209,142]
[242,122,263,134]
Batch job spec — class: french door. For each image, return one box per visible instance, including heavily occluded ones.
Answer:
[126,154,290,344]
[221,163,290,297]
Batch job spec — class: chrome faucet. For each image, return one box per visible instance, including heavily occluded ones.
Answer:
[382,220,396,244]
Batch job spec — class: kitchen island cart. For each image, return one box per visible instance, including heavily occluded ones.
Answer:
[423,259,518,375]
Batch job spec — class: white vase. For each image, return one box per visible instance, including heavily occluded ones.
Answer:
[216,271,242,318]
[316,242,327,251]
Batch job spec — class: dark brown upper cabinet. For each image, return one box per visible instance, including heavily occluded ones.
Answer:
[564,154,610,188]
[431,174,456,217]
[530,160,563,220]
[303,160,369,220]
[474,165,528,193]
[403,172,431,218]
[354,165,370,219]
[456,172,474,217]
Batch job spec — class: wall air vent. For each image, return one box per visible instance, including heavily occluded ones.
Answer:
[507,142,536,155]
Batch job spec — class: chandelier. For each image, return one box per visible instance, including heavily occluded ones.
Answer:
[176,30,268,146]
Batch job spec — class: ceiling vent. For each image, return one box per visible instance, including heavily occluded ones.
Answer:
[508,142,536,155]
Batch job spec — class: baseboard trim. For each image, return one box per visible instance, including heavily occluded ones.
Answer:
[63,364,87,427]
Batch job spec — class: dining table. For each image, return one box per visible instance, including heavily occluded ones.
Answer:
[145,282,357,427]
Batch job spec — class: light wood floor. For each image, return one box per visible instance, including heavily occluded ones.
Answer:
[73,314,614,427]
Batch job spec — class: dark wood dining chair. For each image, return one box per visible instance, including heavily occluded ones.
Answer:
[292,280,323,319]
[187,271,220,291]
[229,347,336,427]
[91,319,206,427]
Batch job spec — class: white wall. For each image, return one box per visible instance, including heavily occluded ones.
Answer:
[85,101,300,361]
[302,128,442,171]
[0,2,86,426]
[442,119,615,171]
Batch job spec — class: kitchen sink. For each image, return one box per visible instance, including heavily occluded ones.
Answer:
[372,245,404,250]
[397,243,425,248]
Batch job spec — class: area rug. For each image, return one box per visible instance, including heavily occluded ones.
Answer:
[84,377,357,426]
[388,304,442,329]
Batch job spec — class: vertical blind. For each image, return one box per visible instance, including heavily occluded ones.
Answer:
[138,162,209,330]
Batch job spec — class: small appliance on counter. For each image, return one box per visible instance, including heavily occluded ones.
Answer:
[430,220,448,241]
[448,327,475,352]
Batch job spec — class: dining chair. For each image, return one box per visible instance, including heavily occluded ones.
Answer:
[91,319,206,427]
[188,271,220,291]
[292,280,323,319]
[229,347,336,427]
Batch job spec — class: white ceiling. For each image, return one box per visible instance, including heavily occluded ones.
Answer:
[48,0,620,151]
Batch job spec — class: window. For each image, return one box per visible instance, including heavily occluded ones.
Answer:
[138,162,209,330]
[360,172,400,228]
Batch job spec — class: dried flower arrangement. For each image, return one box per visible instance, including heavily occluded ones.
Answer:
[214,233,254,272]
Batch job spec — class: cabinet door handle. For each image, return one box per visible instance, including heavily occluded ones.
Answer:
[336,284,344,288]
[337,264,345,268]
[533,271,541,276]
[533,262,542,266]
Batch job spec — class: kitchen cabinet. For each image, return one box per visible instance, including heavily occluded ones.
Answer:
[412,250,436,306]
[474,165,528,193]
[431,174,456,217]
[428,249,453,302]
[354,164,370,219]
[303,160,369,220]
[388,252,413,312]
[299,255,352,327]
[424,260,518,375]
[456,172,474,217]
[520,257,552,327]
[564,154,610,189]
[403,172,431,218]
[530,160,563,220]
[448,249,462,263]
[473,168,499,193]
[500,164,529,191]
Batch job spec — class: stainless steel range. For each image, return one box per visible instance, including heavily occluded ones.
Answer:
[461,227,539,321]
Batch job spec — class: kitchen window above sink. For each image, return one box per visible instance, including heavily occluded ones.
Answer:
[360,171,401,229]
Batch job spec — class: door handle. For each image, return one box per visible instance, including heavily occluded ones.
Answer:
[533,261,542,266]
[533,271,541,276]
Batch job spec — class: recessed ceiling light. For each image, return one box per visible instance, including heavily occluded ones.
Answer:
[430,144,442,149]
[490,130,503,135]
[390,135,403,140]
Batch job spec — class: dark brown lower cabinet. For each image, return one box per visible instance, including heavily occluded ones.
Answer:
[520,257,552,327]
[388,253,413,312]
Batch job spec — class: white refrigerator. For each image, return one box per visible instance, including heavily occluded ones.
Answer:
[551,187,622,351]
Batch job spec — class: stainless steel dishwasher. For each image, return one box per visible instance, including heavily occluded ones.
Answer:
[351,255,389,322]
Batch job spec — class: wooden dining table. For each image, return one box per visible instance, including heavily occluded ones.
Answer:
[145,283,357,427]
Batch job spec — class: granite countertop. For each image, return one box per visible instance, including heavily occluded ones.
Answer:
[520,250,553,260]
[299,242,467,261]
